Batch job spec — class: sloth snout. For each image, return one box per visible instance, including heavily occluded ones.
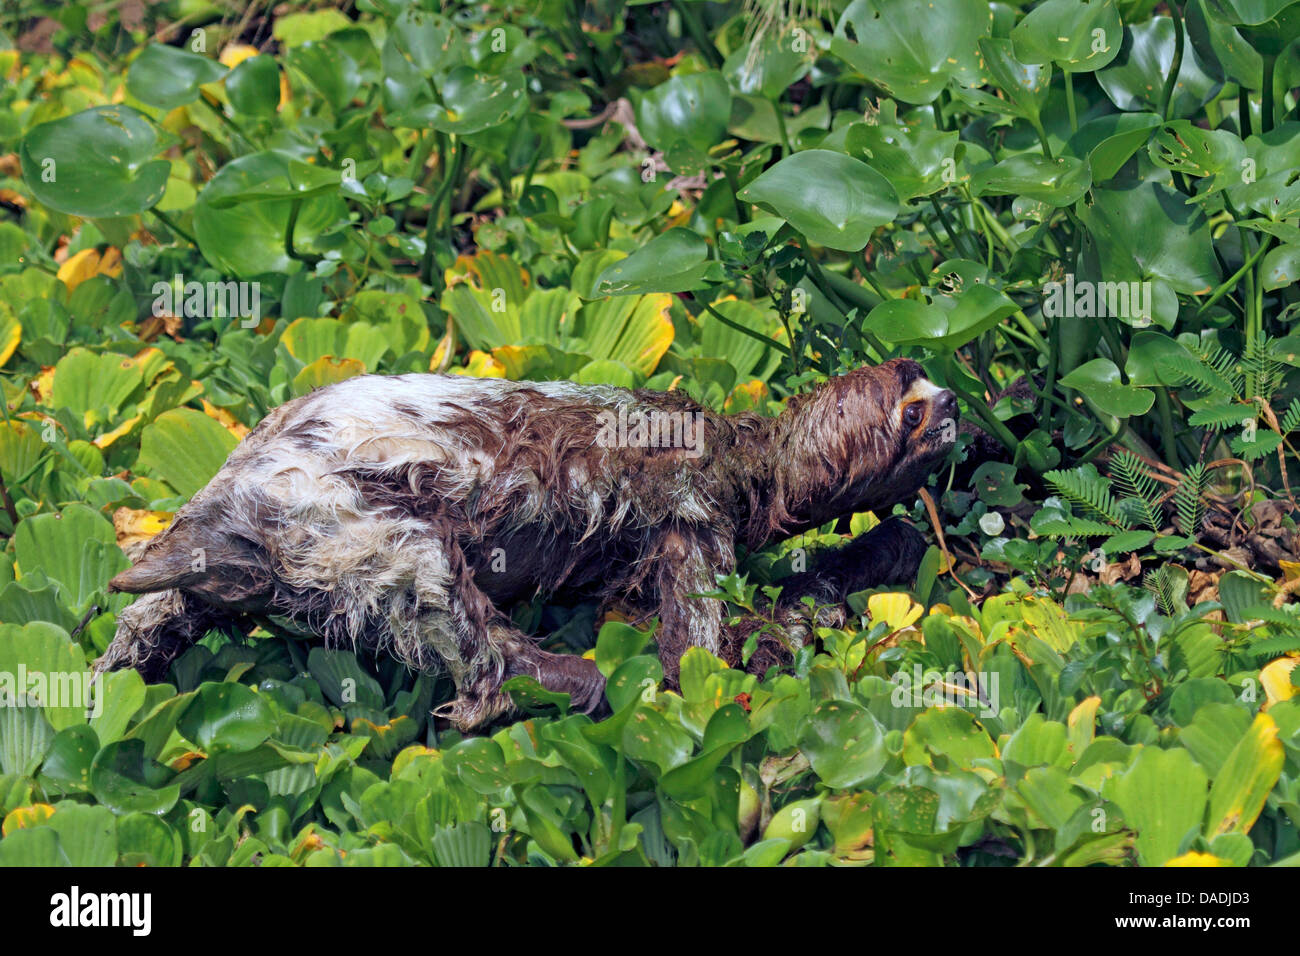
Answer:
[933,389,958,423]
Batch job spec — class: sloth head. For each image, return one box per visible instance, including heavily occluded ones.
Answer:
[771,358,959,534]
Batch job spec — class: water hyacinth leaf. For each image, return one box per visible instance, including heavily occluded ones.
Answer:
[446,737,512,794]
[1066,112,1161,182]
[13,505,125,613]
[867,283,1019,351]
[738,150,899,251]
[830,0,990,104]
[634,70,731,152]
[178,682,275,754]
[1080,182,1220,293]
[89,739,180,815]
[1010,0,1123,71]
[1059,358,1155,417]
[126,44,227,111]
[1262,242,1300,290]
[838,123,962,201]
[593,228,714,294]
[723,30,812,101]
[800,699,889,789]
[403,65,527,134]
[969,37,1053,121]
[20,106,170,218]
[390,7,461,76]
[137,408,239,498]
[970,154,1091,206]
[1097,17,1223,115]
[194,151,346,277]
[38,725,100,795]
[226,55,281,117]
[117,812,183,866]
[288,40,362,112]
[45,802,117,867]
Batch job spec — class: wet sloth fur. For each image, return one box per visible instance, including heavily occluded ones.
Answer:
[100,358,957,728]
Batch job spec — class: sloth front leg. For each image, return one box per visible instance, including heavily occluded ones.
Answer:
[405,536,603,729]
[652,527,733,685]
[97,589,236,683]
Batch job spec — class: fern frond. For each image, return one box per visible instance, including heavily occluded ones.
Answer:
[1109,451,1163,532]
[1174,462,1207,536]
[1243,338,1283,402]
[1280,397,1300,435]
[1188,402,1253,431]
[1043,465,1129,528]
[1143,566,1180,616]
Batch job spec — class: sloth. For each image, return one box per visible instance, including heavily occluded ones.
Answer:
[99,358,958,728]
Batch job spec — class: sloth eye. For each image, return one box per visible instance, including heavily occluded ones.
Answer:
[903,403,925,428]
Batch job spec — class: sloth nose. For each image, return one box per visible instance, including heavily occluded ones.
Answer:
[934,389,958,423]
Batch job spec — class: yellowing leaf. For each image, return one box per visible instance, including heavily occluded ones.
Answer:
[1260,656,1298,708]
[867,592,923,631]
[0,300,20,368]
[724,378,768,413]
[201,399,250,440]
[56,247,122,292]
[92,413,141,449]
[1,803,55,836]
[455,350,506,378]
[219,44,260,68]
[1068,696,1101,753]
[113,506,173,550]
[1205,713,1284,837]
[1165,851,1231,867]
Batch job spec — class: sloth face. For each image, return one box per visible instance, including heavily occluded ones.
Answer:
[894,367,960,459]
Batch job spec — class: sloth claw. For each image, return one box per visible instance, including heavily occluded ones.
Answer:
[505,647,607,718]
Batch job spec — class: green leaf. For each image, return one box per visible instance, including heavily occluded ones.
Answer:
[137,407,238,498]
[738,150,899,251]
[593,228,714,294]
[867,282,1018,350]
[800,699,889,789]
[1059,358,1155,418]
[1011,0,1124,72]
[20,106,170,218]
[830,0,989,104]
[971,154,1091,206]
[635,71,731,152]
[1098,17,1223,116]
[1107,745,1207,866]
[178,682,275,754]
[226,55,282,117]
[126,44,227,111]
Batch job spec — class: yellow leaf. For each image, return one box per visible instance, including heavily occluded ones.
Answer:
[867,592,923,631]
[1260,656,1299,709]
[219,44,260,68]
[1165,851,1231,867]
[1,803,55,836]
[454,349,506,378]
[201,400,250,440]
[31,366,54,404]
[1068,696,1101,753]
[724,379,768,413]
[0,301,20,368]
[1205,713,1284,836]
[113,506,173,550]
[92,413,141,449]
[56,247,122,292]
